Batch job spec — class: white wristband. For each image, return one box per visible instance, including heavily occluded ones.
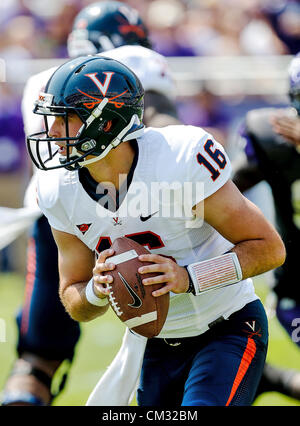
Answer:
[85,278,109,307]
[187,252,243,295]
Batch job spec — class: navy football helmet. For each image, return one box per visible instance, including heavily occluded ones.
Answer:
[67,1,151,58]
[288,52,300,115]
[26,55,144,171]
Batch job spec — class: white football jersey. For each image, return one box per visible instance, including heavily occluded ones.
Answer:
[36,125,258,338]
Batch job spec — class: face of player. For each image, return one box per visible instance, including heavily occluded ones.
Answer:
[49,112,83,156]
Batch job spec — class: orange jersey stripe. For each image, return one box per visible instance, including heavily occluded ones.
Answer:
[225,337,257,406]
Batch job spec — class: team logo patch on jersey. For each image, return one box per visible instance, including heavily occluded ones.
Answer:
[76,223,92,235]
[112,217,122,226]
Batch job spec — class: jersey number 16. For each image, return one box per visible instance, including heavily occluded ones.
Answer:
[197,139,227,181]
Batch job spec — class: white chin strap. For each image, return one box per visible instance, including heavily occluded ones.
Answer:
[75,114,144,168]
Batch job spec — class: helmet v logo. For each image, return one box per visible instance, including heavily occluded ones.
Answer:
[85,72,114,97]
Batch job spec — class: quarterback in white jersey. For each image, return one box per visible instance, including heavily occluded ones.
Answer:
[37,124,258,338]
[27,55,285,406]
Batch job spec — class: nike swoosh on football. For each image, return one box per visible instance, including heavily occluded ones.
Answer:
[118,272,142,308]
[140,211,159,222]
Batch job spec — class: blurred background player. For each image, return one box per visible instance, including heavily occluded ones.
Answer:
[233,52,300,402]
[1,1,180,406]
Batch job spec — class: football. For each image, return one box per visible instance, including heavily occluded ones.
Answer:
[103,237,170,338]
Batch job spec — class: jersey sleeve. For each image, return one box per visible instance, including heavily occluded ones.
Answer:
[152,125,232,215]
[36,170,75,234]
[183,128,232,212]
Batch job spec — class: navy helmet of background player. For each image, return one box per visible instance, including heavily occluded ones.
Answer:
[1,2,177,407]
[67,1,151,58]
[66,1,178,128]
[27,56,145,171]
[233,52,300,402]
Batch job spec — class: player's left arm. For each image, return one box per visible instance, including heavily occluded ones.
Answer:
[201,179,286,279]
[140,179,286,297]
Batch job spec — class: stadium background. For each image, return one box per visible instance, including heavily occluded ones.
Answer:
[0,0,299,406]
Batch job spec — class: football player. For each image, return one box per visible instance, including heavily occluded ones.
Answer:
[1,1,180,406]
[26,54,285,406]
[233,52,300,401]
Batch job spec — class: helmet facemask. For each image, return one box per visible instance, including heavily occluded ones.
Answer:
[27,100,96,171]
[27,90,144,171]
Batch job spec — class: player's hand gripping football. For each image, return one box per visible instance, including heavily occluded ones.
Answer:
[92,249,190,298]
[92,248,116,298]
[138,254,190,297]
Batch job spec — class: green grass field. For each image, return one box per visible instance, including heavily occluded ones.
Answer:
[0,272,300,406]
